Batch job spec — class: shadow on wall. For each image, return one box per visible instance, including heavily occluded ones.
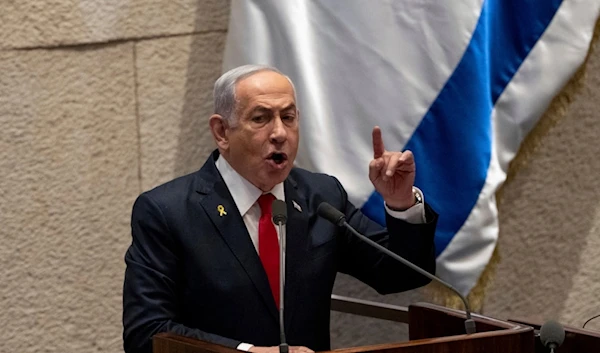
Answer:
[172,2,600,348]
[483,23,600,327]
[483,39,600,324]
[174,4,229,177]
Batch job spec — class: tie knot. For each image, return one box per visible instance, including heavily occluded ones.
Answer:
[257,193,276,215]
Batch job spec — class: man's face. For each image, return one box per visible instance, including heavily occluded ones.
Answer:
[221,70,299,191]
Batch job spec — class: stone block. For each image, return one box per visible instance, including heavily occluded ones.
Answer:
[0,43,139,353]
[0,0,230,49]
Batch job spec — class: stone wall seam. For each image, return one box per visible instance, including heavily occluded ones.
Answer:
[2,29,228,52]
[133,40,143,195]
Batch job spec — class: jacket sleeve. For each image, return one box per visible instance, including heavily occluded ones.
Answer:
[123,193,242,353]
[334,178,438,294]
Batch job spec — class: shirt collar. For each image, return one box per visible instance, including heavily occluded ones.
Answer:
[215,155,285,216]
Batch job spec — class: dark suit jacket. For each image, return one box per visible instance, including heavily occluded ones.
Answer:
[123,150,437,353]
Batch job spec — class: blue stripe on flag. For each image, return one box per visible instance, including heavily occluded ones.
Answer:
[361,0,563,256]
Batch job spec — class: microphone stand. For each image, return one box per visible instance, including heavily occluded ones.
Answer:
[277,221,288,353]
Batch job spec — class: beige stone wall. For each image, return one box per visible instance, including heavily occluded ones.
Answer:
[0,1,598,352]
[0,43,140,353]
[0,1,229,352]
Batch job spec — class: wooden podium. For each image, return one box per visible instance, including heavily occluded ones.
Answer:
[509,318,600,353]
[153,299,535,353]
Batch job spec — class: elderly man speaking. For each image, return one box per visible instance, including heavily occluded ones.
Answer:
[123,65,438,353]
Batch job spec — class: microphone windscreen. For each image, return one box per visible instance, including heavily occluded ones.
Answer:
[272,199,288,224]
[317,202,345,226]
[540,320,565,348]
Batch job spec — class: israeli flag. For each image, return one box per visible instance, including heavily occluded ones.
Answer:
[223,0,600,295]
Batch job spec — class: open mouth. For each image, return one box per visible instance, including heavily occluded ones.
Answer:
[267,152,288,165]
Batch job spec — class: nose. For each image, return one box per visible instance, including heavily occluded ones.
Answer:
[270,116,287,144]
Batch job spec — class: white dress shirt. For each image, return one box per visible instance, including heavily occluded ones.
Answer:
[214,155,426,351]
[216,156,287,252]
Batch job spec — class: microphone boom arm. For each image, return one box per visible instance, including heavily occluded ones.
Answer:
[342,220,477,334]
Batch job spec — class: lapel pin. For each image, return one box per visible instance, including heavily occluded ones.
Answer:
[217,205,227,217]
[292,200,302,213]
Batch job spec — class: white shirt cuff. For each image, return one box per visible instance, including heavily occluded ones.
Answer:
[384,187,426,224]
[237,343,254,351]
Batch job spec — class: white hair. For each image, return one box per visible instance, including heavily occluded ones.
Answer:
[213,64,297,126]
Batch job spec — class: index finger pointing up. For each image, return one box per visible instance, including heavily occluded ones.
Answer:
[372,126,385,158]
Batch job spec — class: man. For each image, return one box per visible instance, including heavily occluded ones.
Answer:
[123,65,437,353]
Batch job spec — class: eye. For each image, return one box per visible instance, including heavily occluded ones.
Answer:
[251,115,266,123]
[282,115,296,122]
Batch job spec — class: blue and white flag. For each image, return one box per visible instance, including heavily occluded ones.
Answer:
[223,0,600,295]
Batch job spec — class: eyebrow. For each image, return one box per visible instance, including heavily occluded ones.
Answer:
[251,104,297,114]
[281,104,297,112]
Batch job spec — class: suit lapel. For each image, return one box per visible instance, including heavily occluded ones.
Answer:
[282,176,310,333]
[195,154,279,322]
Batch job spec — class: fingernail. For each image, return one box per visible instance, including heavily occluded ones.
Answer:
[386,170,393,176]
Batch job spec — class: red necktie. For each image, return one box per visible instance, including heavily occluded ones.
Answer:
[257,193,280,308]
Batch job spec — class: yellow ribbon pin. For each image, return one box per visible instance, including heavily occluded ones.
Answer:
[217,205,227,217]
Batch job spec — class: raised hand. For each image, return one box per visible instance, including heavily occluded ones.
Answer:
[368,126,416,210]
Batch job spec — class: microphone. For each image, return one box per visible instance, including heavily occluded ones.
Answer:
[539,320,565,353]
[317,202,477,334]
[271,200,288,353]
[272,200,287,225]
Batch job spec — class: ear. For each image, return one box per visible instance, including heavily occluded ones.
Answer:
[209,114,230,151]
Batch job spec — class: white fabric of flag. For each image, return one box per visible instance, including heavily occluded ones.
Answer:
[223,0,600,295]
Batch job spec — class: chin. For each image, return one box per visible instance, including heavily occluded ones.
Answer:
[259,172,289,190]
